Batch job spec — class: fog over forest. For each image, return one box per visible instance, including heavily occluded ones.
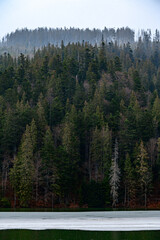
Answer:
[0,27,159,56]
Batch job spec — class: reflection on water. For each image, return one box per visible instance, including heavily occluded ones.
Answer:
[0,230,160,240]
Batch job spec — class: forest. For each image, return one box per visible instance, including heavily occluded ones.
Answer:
[0,27,135,56]
[0,28,160,209]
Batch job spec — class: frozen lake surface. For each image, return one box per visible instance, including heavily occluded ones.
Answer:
[1,211,160,231]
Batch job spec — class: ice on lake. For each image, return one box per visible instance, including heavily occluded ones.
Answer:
[1,211,160,231]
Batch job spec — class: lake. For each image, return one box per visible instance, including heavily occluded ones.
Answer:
[1,230,160,240]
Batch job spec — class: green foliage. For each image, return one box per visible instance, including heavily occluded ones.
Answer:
[10,120,37,207]
[133,70,141,92]
[40,126,59,203]
[124,153,135,206]
[114,56,122,72]
[0,197,11,208]
[110,139,120,207]
[0,38,160,208]
[134,141,152,207]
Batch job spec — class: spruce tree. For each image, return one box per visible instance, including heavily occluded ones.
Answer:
[62,105,80,203]
[110,139,120,207]
[135,141,152,207]
[10,120,37,207]
[41,126,58,204]
[124,153,135,206]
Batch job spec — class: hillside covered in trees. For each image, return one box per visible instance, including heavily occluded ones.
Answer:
[0,27,135,56]
[1,34,160,209]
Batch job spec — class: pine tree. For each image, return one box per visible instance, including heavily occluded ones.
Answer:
[61,105,80,203]
[152,95,160,135]
[110,139,120,207]
[102,125,112,205]
[135,141,152,207]
[89,125,111,182]
[89,127,102,182]
[10,120,37,207]
[99,38,107,72]
[41,126,58,205]
[36,94,47,146]
[124,153,135,206]
[133,70,141,92]
[114,56,122,72]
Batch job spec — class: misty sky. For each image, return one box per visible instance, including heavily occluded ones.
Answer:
[0,0,160,39]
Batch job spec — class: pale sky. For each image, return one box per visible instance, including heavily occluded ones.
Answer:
[0,0,160,39]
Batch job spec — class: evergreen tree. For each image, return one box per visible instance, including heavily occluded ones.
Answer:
[114,56,122,72]
[124,153,135,206]
[89,127,102,182]
[135,141,152,207]
[152,95,160,135]
[89,125,111,182]
[41,126,58,205]
[133,70,141,92]
[99,38,107,72]
[110,139,120,207]
[61,106,80,203]
[10,120,37,207]
[36,94,47,145]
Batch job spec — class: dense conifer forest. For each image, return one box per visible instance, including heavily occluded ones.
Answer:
[1,28,160,208]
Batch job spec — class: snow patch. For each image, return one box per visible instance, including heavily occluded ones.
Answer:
[1,211,160,231]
